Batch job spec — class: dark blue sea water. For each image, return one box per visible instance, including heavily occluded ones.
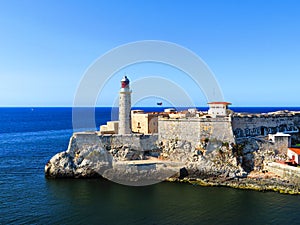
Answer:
[1,107,300,225]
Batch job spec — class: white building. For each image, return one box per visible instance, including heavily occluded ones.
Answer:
[118,76,132,134]
[208,102,231,117]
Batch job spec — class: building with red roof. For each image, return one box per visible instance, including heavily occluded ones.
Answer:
[208,102,232,117]
[287,148,300,164]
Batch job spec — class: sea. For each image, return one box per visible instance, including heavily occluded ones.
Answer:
[1,107,300,225]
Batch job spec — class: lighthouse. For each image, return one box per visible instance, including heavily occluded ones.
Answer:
[118,76,132,134]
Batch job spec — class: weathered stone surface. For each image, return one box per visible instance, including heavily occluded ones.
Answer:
[45,132,181,184]
[159,138,247,180]
[100,134,159,152]
[45,152,75,178]
[158,117,235,150]
[102,161,181,186]
[232,111,300,138]
[45,133,113,178]
[167,173,300,195]
[234,137,288,172]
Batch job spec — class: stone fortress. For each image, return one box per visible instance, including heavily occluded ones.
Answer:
[98,76,300,179]
[46,76,300,191]
[100,76,300,156]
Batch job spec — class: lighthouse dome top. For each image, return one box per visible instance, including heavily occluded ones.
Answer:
[121,76,130,83]
[120,76,130,89]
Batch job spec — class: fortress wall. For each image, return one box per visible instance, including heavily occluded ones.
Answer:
[68,132,158,153]
[232,116,299,138]
[69,132,102,148]
[158,119,201,148]
[264,162,300,180]
[66,132,103,155]
[199,117,235,144]
[99,134,159,151]
[158,117,235,148]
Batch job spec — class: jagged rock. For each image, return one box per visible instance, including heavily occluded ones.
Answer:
[102,162,180,186]
[45,152,75,178]
[45,134,113,178]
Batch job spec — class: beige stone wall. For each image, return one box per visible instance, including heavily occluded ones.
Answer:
[68,132,159,152]
[158,117,235,149]
[264,162,300,180]
[131,113,149,134]
[148,115,158,134]
[100,121,119,134]
[200,118,235,143]
[131,113,159,134]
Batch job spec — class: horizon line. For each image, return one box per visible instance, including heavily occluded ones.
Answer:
[1,105,300,108]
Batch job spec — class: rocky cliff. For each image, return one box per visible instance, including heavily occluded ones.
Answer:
[45,131,300,193]
[45,132,182,186]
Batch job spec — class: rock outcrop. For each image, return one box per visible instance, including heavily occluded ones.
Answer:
[45,142,112,178]
[45,132,182,185]
[159,139,247,179]
[45,131,300,194]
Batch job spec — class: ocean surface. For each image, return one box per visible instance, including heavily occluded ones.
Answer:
[1,107,300,225]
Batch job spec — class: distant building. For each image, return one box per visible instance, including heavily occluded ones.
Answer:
[164,108,176,113]
[131,110,158,134]
[208,102,231,117]
[287,148,300,164]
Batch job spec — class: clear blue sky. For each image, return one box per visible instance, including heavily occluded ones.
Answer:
[1,0,300,107]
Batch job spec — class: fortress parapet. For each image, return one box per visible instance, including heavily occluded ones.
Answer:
[232,111,300,138]
[158,116,235,150]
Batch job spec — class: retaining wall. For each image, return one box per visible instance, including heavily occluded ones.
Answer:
[264,162,300,180]
[158,117,235,148]
[232,115,300,138]
[69,132,159,152]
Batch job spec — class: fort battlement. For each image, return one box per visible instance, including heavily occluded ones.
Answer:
[158,116,235,149]
[232,112,300,138]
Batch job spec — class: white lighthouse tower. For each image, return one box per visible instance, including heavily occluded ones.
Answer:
[118,76,132,134]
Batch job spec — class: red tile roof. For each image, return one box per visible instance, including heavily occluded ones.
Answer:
[288,148,300,155]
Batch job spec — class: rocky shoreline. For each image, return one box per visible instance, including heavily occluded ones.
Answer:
[167,173,300,195]
[45,132,300,194]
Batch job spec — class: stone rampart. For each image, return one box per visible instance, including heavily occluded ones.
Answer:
[99,133,159,151]
[158,117,235,148]
[69,132,159,152]
[232,115,300,138]
[200,117,235,143]
[264,162,300,180]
